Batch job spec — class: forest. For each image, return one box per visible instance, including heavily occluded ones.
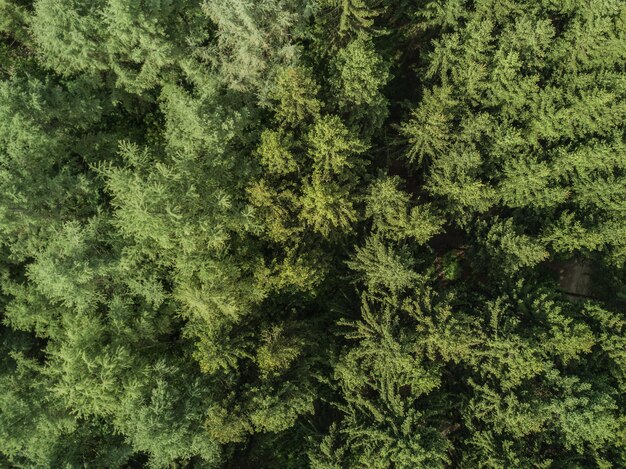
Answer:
[1,0,626,467]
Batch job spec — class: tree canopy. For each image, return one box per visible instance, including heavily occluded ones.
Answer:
[1,0,625,467]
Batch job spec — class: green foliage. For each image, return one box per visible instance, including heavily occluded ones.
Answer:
[316,0,386,39]
[365,176,444,243]
[202,0,306,93]
[333,39,389,106]
[310,300,451,468]
[1,0,625,467]
[268,65,322,125]
[440,251,461,281]
[32,0,211,92]
[402,0,626,260]
[348,236,421,295]
[300,177,358,237]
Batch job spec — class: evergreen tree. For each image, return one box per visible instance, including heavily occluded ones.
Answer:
[0,0,624,467]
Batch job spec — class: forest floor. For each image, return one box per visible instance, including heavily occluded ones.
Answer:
[554,259,593,301]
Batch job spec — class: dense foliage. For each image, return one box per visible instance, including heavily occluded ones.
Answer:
[1,0,625,467]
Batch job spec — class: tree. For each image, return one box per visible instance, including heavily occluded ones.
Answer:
[401,0,626,262]
[1,0,625,467]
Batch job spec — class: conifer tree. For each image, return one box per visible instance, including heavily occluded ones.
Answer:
[0,0,625,467]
